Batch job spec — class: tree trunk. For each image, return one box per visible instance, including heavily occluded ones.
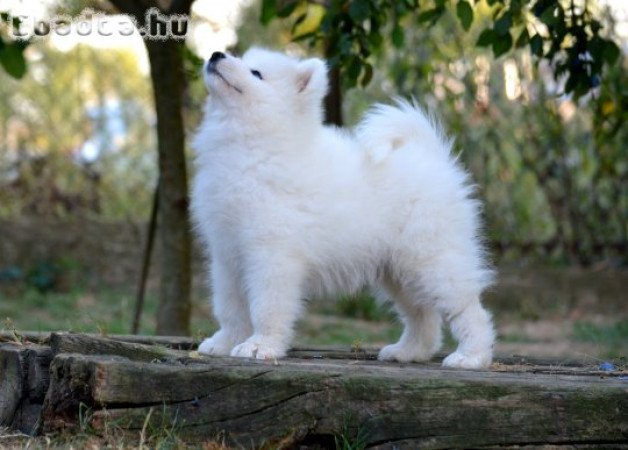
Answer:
[144,39,191,336]
[104,1,194,336]
[324,64,343,126]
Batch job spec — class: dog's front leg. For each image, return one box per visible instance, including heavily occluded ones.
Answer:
[231,253,306,360]
[198,254,252,356]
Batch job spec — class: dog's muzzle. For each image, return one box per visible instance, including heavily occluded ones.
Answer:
[207,51,226,73]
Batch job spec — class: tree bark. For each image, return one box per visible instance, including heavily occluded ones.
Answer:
[106,0,194,336]
[324,64,343,126]
[144,38,191,336]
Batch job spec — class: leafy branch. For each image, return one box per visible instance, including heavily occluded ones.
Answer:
[261,0,622,98]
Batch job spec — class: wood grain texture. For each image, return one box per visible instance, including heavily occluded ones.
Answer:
[0,344,24,427]
[0,343,52,434]
[38,335,628,448]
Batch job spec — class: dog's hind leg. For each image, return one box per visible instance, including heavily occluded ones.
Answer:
[440,299,494,369]
[378,279,443,363]
[412,253,494,369]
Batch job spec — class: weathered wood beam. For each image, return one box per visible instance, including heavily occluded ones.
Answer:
[41,351,628,448]
[0,343,52,435]
[4,331,601,368]
[49,332,184,362]
[0,331,197,350]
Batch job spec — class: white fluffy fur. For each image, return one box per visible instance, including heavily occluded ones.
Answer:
[191,48,495,369]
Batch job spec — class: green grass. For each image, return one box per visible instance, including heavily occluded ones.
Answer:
[297,315,401,347]
[0,282,402,348]
[334,290,393,321]
[2,277,626,359]
[573,319,628,358]
[0,284,217,339]
[499,332,538,343]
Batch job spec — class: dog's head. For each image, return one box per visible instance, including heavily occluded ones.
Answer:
[203,48,328,125]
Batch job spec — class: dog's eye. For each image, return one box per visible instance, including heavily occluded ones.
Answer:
[250,69,263,80]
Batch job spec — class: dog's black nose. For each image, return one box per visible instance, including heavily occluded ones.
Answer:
[209,51,226,63]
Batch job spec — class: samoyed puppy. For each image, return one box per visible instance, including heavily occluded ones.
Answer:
[191,48,495,369]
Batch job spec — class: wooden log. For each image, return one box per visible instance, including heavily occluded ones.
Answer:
[42,350,628,448]
[25,345,53,402]
[4,331,599,369]
[0,344,25,427]
[49,332,185,362]
[0,331,199,350]
[0,343,52,434]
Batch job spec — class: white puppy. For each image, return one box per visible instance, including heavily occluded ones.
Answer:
[191,48,495,369]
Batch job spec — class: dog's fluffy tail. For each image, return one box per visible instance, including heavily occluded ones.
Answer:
[356,98,453,164]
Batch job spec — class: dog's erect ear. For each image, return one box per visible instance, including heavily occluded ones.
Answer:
[296,58,328,97]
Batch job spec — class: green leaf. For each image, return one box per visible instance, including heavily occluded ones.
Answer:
[476,29,495,47]
[456,1,473,31]
[539,6,557,27]
[529,34,543,57]
[515,28,529,48]
[0,42,27,79]
[290,13,307,34]
[392,24,404,48]
[292,30,317,42]
[494,11,512,35]
[260,0,277,25]
[361,63,373,87]
[367,30,383,48]
[338,33,352,55]
[349,1,370,22]
[417,7,444,25]
[492,31,512,57]
[277,1,299,18]
[345,55,362,88]
[602,40,620,65]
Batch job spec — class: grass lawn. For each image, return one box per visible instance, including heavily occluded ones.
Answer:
[2,282,626,360]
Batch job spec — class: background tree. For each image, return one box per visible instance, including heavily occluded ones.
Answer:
[255,0,625,264]
[261,0,622,125]
[102,0,194,336]
[1,0,196,336]
[0,45,155,218]
[0,0,624,337]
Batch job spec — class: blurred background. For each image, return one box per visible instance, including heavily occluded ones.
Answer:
[0,0,626,361]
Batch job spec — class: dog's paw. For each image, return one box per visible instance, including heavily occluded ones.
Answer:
[198,332,238,356]
[231,338,286,360]
[378,343,433,363]
[442,351,491,369]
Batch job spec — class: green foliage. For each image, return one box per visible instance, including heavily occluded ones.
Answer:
[337,8,626,265]
[260,0,622,98]
[336,291,389,321]
[0,42,156,219]
[478,0,620,97]
[261,0,421,89]
[334,420,368,450]
[0,12,29,78]
[27,261,62,293]
[0,38,27,78]
[457,0,474,31]
[0,259,81,293]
